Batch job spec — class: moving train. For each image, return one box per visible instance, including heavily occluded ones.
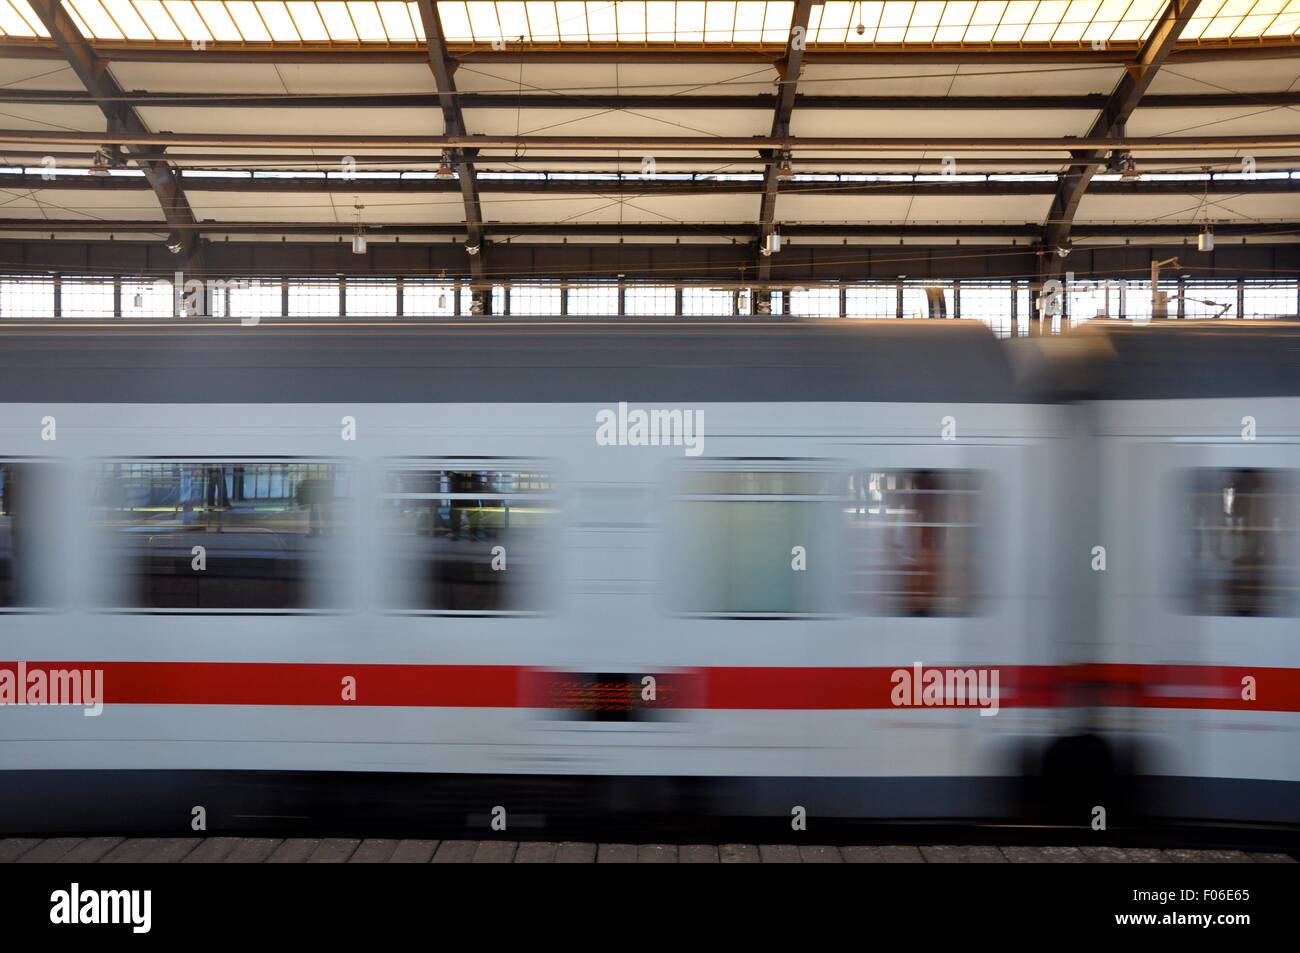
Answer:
[0,318,1295,835]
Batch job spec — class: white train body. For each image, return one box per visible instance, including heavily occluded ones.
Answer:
[0,320,1293,830]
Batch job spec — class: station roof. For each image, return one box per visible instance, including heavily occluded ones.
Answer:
[0,0,1296,275]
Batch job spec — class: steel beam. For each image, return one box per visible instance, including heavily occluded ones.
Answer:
[1,38,1297,66]
[415,0,486,298]
[5,218,1294,241]
[3,129,1297,152]
[1041,0,1204,284]
[756,0,815,285]
[9,89,1300,111]
[5,171,1296,197]
[24,0,201,266]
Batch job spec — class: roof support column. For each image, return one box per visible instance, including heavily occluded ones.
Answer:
[753,0,816,309]
[27,0,203,271]
[1036,0,1203,326]
[416,0,488,310]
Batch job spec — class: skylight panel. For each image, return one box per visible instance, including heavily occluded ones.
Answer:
[318,0,359,38]
[19,0,51,33]
[162,1,214,41]
[1210,0,1257,36]
[466,0,498,39]
[256,0,302,38]
[877,0,913,41]
[15,0,1299,48]
[703,0,735,41]
[1087,0,1128,41]
[905,0,946,42]
[674,0,704,40]
[733,0,765,41]
[377,0,415,38]
[1024,0,1069,42]
[641,0,670,39]
[348,0,385,37]
[495,1,528,40]
[66,0,125,39]
[963,0,1006,42]
[815,1,851,43]
[283,0,328,36]
[0,0,38,35]
[994,0,1034,42]
[587,0,618,42]
[1182,0,1225,39]
[227,1,273,39]
[194,0,243,40]
[935,1,977,42]
[1236,0,1284,36]
[844,1,883,41]
[102,0,156,39]
[130,0,183,39]
[436,1,473,40]
[554,1,586,40]
[1051,0,1095,40]
[525,0,559,40]
[1109,0,1162,41]
[760,0,791,40]
[1266,0,1300,33]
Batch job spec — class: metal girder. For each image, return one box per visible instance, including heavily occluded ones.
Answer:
[756,0,815,282]
[25,0,201,265]
[2,38,1298,66]
[3,218,1297,242]
[11,89,1300,111]
[7,171,1297,198]
[1041,0,1204,280]
[7,128,1298,152]
[416,0,485,290]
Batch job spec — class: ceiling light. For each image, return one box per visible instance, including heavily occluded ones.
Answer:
[761,232,781,256]
[437,151,455,179]
[1198,224,1214,252]
[89,146,111,177]
[466,242,480,256]
[352,232,367,254]
[166,236,184,254]
[776,153,793,180]
[1055,244,1071,259]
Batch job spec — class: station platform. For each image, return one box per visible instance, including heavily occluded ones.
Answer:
[2,837,1295,864]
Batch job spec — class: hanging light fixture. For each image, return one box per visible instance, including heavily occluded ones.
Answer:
[89,146,111,177]
[776,151,794,180]
[436,151,455,179]
[1195,168,1213,252]
[351,198,367,254]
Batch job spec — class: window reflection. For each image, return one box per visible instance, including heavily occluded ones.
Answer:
[844,470,981,616]
[93,461,348,610]
[1184,469,1296,616]
[671,469,836,615]
[383,467,553,611]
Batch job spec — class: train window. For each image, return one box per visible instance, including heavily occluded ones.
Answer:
[0,463,33,607]
[1183,469,1297,617]
[383,467,554,612]
[844,470,982,617]
[93,461,350,610]
[669,469,837,615]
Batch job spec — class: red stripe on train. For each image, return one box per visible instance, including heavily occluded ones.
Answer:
[0,662,1297,712]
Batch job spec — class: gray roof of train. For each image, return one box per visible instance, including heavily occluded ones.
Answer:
[1013,321,1300,400]
[0,320,1026,404]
